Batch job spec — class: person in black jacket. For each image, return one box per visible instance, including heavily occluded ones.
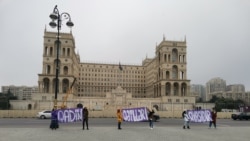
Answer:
[82,107,89,130]
[148,109,155,129]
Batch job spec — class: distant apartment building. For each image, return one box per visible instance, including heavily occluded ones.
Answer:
[205,77,249,103]
[1,86,38,100]
[225,84,245,100]
[190,84,206,102]
[206,77,227,101]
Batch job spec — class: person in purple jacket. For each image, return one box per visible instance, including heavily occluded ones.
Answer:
[50,108,59,130]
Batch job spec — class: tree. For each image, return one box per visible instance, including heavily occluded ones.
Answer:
[209,96,245,112]
[0,90,17,110]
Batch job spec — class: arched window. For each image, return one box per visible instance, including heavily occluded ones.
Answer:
[67,48,70,56]
[165,82,171,96]
[45,47,48,56]
[174,83,179,96]
[63,48,66,56]
[172,66,178,79]
[43,78,50,93]
[54,59,61,74]
[49,47,53,56]
[172,49,178,63]
[181,83,187,96]
[54,40,61,56]
[28,104,32,110]
[46,65,51,74]
[62,79,69,93]
[63,66,68,75]
[166,71,170,79]
[53,78,59,93]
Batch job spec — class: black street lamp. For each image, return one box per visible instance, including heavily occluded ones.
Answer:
[49,5,74,109]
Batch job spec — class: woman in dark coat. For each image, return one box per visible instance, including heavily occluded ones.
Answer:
[50,109,59,130]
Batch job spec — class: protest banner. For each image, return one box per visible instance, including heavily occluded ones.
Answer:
[187,109,212,122]
[122,107,148,122]
[54,108,82,123]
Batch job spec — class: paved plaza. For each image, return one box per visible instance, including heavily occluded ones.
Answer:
[1,125,249,141]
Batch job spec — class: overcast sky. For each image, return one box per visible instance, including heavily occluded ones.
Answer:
[0,0,249,92]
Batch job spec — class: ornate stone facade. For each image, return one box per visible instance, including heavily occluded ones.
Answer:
[11,30,195,111]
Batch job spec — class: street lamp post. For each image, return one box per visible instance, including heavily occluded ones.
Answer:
[49,5,74,109]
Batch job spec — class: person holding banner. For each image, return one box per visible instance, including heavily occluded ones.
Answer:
[209,108,217,129]
[182,110,190,129]
[148,109,155,129]
[82,107,89,130]
[50,108,59,130]
[117,109,123,130]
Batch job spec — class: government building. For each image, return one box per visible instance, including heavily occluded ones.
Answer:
[11,29,196,111]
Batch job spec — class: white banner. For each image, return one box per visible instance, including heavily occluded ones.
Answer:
[122,107,148,122]
[187,109,212,122]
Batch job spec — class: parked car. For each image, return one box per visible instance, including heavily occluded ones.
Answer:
[37,110,52,119]
[231,112,250,120]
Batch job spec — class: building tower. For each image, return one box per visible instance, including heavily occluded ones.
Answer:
[37,30,79,99]
[148,36,190,97]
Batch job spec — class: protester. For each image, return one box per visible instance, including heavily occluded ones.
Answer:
[82,107,89,130]
[117,109,123,130]
[148,109,155,129]
[50,108,59,130]
[209,108,217,129]
[182,110,190,129]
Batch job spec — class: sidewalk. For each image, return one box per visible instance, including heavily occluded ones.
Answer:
[0,126,249,141]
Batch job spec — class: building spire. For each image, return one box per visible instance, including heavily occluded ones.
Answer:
[163,34,165,41]
[44,25,47,32]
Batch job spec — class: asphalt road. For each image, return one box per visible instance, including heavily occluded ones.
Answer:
[1,118,250,141]
[0,118,249,128]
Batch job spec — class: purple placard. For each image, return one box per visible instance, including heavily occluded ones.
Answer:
[54,108,82,123]
[187,109,212,123]
[122,107,148,122]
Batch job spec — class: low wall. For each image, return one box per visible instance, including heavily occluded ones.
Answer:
[0,110,233,119]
